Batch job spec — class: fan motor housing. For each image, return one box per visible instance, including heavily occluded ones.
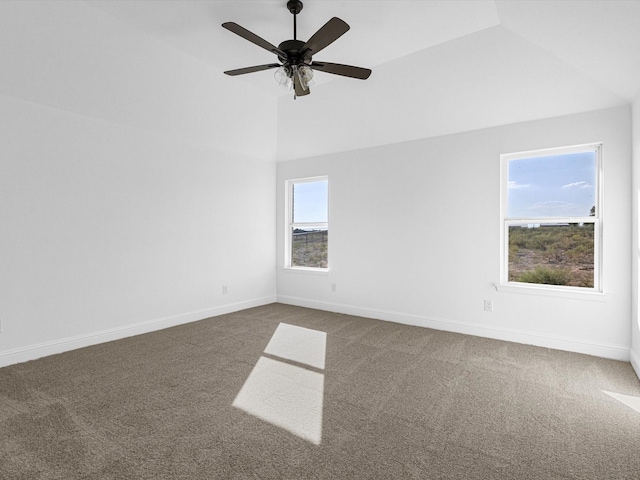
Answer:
[278,39,311,64]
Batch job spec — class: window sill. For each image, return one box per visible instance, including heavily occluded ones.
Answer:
[282,267,330,275]
[494,283,610,302]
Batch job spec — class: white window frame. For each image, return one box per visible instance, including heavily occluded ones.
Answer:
[285,176,329,271]
[499,143,603,295]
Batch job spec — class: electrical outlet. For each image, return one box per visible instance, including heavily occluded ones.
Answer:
[484,300,493,312]
[222,285,228,295]
[331,283,337,292]
[0,317,2,333]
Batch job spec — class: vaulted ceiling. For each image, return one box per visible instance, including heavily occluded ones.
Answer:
[2,1,639,161]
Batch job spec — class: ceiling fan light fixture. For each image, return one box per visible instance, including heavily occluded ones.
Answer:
[274,65,293,90]
[297,64,315,90]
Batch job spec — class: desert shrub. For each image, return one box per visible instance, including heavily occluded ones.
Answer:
[518,266,571,286]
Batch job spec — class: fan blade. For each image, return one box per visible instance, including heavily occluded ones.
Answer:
[302,17,350,56]
[293,73,310,97]
[224,63,281,76]
[222,22,286,58]
[311,61,371,80]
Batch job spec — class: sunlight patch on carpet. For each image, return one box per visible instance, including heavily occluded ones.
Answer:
[233,323,326,444]
[603,390,640,414]
[263,323,326,369]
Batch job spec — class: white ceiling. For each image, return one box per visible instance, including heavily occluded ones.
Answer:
[2,1,640,161]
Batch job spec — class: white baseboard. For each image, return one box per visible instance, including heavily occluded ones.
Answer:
[631,348,640,381]
[277,295,631,362]
[0,296,276,368]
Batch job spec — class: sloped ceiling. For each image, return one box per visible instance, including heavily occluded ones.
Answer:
[2,1,639,161]
[277,0,640,160]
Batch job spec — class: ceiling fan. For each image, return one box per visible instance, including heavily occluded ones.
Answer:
[222,0,372,98]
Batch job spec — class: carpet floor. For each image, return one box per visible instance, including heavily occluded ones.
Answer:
[1,303,640,479]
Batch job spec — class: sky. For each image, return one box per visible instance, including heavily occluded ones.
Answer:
[293,179,328,223]
[507,151,596,218]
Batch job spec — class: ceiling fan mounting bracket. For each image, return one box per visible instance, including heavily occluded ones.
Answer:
[287,0,303,15]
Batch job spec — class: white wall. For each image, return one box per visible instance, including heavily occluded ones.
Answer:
[277,106,632,360]
[632,93,640,376]
[0,94,276,367]
[0,1,277,367]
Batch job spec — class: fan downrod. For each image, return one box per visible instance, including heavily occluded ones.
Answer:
[287,0,303,15]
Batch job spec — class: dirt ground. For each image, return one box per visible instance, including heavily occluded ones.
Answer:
[509,249,594,287]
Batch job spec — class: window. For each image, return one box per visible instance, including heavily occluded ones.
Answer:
[285,176,328,269]
[500,144,602,291]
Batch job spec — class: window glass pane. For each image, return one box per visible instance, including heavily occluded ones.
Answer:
[507,151,596,218]
[508,223,594,287]
[293,180,328,223]
[292,228,328,268]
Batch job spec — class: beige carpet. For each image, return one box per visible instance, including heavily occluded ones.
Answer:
[1,303,640,479]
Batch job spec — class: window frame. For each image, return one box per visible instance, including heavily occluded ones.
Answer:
[285,176,329,271]
[499,143,603,293]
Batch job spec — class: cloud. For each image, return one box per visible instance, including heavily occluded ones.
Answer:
[533,201,572,209]
[562,181,591,189]
[530,200,590,217]
[508,181,530,189]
